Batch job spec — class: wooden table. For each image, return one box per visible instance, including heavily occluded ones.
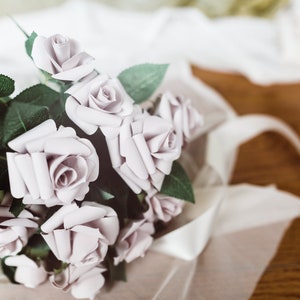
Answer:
[192,67,300,300]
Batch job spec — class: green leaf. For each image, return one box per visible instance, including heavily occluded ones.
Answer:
[24,234,50,260]
[99,189,115,200]
[3,101,49,146]
[107,251,126,282]
[0,74,15,97]
[0,153,8,190]
[13,84,64,119]
[9,198,26,217]
[1,257,17,284]
[160,161,195,203]
[0,101,8,150]
[25,31,37,58]
[118,63,168,104]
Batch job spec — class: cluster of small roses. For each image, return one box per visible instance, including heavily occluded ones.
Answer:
[0,33,202,299]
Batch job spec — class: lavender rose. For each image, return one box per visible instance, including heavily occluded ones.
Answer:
[0,194,38,258]
[5,255,48,288]
[114,219,154,265]
[41,202,119,265]
[66,74,133,136]
[145,191,184,223]
[31,34,94,81]
[106,109,181,194]
[156,91,203,146]
[50,262,105,300]
[7,119,99,207]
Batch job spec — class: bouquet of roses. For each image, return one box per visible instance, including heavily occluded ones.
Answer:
[0,29,203,299]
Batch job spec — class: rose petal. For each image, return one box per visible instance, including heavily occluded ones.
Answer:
[6,153,27,199]
[53,62,94,82]
[41,204,78,233]
[124,233,153,263]
[44,137,91,156]
[56,183,88,204]
[76,105,122,127]
[154,159,173,175]
[105,137,122,168]
[25,126,76,154]
[6,255,48,288]
[1,219,37,228]
[53,229,72,262]
[122,137,148,180]
[52,34,71,66]
[66,71,98,95]
[79,139,99,180]
[95,217,119,245]
[66,97,99,135]
[70,226,101,263]
[32,36,56,74]
[62,52,93,71]
[119,164,151,191]
[31,152,54,199]
[71,74,108,105]
[150,170,165,191]
[42,232,61,259]
[5,255,36,267]
[63,206,106,229]
[71,267,105,300]
[133,134,156,175]
[15,154,40,200]
[0,229,19,244]
[8,119,56,153]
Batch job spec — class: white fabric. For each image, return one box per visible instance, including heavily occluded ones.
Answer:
[1,0,300,89]
[148,61,300,260]
[151,113,300,259]
[1,1,300,295]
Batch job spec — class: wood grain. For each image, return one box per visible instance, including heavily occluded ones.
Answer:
[192,66,300,300]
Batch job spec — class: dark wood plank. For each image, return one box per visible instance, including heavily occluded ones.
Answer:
[192,66,300,299]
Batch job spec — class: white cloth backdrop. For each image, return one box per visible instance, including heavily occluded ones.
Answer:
[0,0,300,89]
[0,1,300,299]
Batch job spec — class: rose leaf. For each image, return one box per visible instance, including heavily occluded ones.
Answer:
[107,251,127,282]
[118,63,168,104]
[25,31,37,58]
[3,101,49,146]
[0,153,8,190]
[9,198,26,217]
[24,234,50,260]
[1,257,17,284]
[0,98,9,150]
[13,84,65,122]
[0,74,15,98]
[160,161,195,203]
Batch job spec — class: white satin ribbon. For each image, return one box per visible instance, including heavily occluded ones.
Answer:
[151,114,300,260]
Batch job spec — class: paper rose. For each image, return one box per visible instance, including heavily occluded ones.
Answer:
[0,195,38,258]
[0,31,204,299]
[41,202,119,265]
[31,34,95,81]
[50,262,106,300]
[114,219,154,265]
[5,255,48,288]
[6,119,99,207]
[145,191,184,223]
[106,109,181,193]
[66,73,133,136]
[155,91,203,146]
